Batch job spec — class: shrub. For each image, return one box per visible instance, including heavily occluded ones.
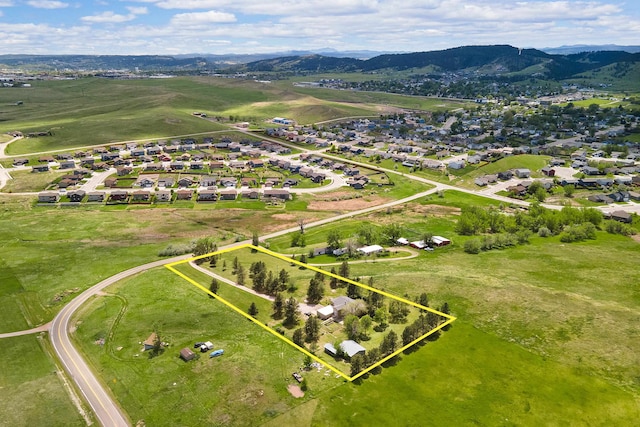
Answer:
[464,239,481,254]
[158,242,195,257]
[538,226,551,237]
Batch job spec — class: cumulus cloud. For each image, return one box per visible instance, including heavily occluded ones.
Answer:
[126,6,148,15]
[26,0,69,9]
[170,10,237,26]
[81,11,137,23]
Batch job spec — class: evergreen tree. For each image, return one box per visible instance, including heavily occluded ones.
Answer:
[209,278,219,296]
[248,302,259,317]
[350,354,364,377]
[329,267,338,289]
[292,328,305,346]
[304,315,321,343]
[284,297,299,327]
[272,293,285,319]
[236,265,246,286]
[306,277,325,304]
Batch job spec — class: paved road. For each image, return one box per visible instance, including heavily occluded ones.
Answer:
[49,256,191,427]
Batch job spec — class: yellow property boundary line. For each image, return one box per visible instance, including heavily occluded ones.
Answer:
[165,243,456,382]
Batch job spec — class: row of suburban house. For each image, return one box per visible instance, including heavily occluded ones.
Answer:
[37,188,293,204]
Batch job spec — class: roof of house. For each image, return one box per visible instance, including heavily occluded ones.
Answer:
[332,296,355,311]
[340,340,366,358]
[317,305,334,317]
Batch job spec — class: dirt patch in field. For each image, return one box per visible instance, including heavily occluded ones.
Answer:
[287,384,304,398]
[631,234,640,243]
[308,196,389,212]
[410,203,462,217]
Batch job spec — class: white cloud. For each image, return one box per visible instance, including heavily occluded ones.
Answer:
[81,11,137,23]
[26,0,69,9]
[170,10,237,26]
[126,6,148,15]
[0,1,14,6]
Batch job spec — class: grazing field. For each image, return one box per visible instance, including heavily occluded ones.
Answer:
[0,196,326,331]
[0,77,374,155]
[0,335,85,427]
[0,169,64,193]
[72,267,344,427]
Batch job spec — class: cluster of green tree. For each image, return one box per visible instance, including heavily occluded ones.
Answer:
[193,237,218,262]
[248,261,290,296]
[292,314,323,348]
[272,294,299,328]
[401,310,444,346]
[604,220,637,236]
[349,330,399,377]
[306,272,325,304]
[460,204,605,253]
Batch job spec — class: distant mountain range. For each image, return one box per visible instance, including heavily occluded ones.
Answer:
[236,45,640,80]
[1,45,639,83]
[542,45,640,54]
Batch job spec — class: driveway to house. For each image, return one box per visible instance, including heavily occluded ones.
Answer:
[0,322,51,338]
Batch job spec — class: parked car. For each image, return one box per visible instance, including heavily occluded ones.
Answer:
[292,372,303,383]
[194,342,205,349]
[210,349,224,358]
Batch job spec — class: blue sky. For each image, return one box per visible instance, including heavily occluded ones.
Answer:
[1,0,639,54]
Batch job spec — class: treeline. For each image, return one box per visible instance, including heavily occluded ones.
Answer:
[458,204,610,253]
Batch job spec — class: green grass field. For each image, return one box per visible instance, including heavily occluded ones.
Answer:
[72,267,344,426]
[0,335,85,427]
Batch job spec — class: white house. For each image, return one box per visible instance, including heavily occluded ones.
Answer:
[357,244,384,255]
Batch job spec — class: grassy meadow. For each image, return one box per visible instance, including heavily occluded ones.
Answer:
[0,335,85,427]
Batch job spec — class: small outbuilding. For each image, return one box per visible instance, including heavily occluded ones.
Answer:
[316,305,334,320]
[180,347,196,362]
[431,236,451,247]
[357,244,384,255]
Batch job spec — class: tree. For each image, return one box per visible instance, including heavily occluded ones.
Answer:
[347,281,362,299]
[284,297,299,327]
[252,231,260,247]
[418,292,429,309]
[236,265,246,286]
[563,184,575,198]
[357,223,378,245]
[149,327,164,358]
[344,315,361,341]
[379,330,398,356]
[306,277,325,304]
[329,267,338,289]
[304,315,321,343]
[350,354,364,377]
[299,253,307,265]
[373,307,388,325]
[248,302,259,317]
[292,328,305,346]
[326,229,342,250]
[278,269,289,292]
[272,293,285,319]
[209,278,219,296]
[382,223,403,244]
[360,314,373,338]
[297,217,306,234]
[232,256,240,274]
[291,231,306,247]
[338,260,350,278]
[389,300,410,323]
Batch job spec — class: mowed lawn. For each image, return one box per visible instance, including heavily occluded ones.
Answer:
[0,335,85,427]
